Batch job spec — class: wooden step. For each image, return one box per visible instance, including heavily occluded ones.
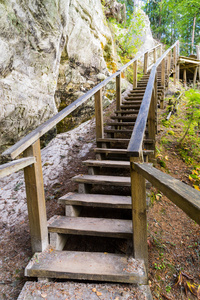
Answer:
[107,121,135,126]
[18,281,153,300]
[97,138,154,144]
[94,148,153,156]
[83,159,130,168]
[110,116,138,121]
[48,215,132,238]
[105,128,148,133]
[25,249,147,283]
[120,105,141,109]
[72,174,131,186]
[59,192,132,209]
[115,110,139,115]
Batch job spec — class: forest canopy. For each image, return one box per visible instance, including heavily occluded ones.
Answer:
[119,0,200,56]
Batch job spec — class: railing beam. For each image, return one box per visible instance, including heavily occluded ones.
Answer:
[173,45,177,85]
[23,139,48,253]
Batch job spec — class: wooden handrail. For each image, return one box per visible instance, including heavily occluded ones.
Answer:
[127,41,179,157]
[1,45,161,161]
[0,157,36,178]
[134,162,200,225]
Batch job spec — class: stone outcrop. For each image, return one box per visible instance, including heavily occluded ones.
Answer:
[0,0,70,152]
[0,0,155,152]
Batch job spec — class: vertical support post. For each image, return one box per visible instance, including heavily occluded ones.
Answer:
[177,41,180,82]
[23,139,48,253]
[183,69,187,88]
[160,58,165,109]
[153,48,156,63]
[130,157,148,272]
[159,45,162,57]
[173,45,177,85]
[167,51,171,75]
[116,73,121,110]
[154,73,158,134]
[196,45,200,82]
[95,88,104,140]
[193,67,198,88]
[148,77,156,150]
[144,52,148,75]
[133,60,137,88]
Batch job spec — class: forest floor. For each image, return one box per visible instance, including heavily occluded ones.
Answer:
[0,83,200,300]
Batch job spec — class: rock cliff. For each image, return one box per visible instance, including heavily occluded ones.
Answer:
[0,0,155,152]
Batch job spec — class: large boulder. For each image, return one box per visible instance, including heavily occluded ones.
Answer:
[0,0,69,152]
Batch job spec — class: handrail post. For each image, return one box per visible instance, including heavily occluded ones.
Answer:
[160,58,165,109]
[153,48,156,63]
[133,60,137,88]
[183,69,187,88]
[23,139,48,253]
[144,52,148,75]
[193,67,198,88]
[176,41,180,82]
[148,74,156,159]
[95,88,104,139]
[173,45,177,85]
[116,73,121,110]
[196,45,200,82]
[167,50,171,75]
[130,157,148,273]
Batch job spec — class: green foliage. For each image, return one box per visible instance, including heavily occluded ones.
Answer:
[109,10,145,59]
[179,89,200,144]
[144,0,200,55]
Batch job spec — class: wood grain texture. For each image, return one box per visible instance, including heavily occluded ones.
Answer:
[95,88,104,139]
[0,157,35,178]
[48,215,132,238]
[116,74,121,110]
[72,174,131,186]
[59,193,132,209]
[25,250,147,284]
[23,140,48,253]
[130,158,148,270]
[134,163,200,225]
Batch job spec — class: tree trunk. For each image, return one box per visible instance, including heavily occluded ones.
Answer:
[191,15,196,54]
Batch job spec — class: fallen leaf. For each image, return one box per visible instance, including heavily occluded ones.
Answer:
[96,291,102,296]
[193,185,200,191]
[92,288,96,293]
[165,156,169,160]
[197,285,200,299]
[186,281,197,296]
[41,293,47,298]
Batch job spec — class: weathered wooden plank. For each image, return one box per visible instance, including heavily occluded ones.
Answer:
[0,157,35,178]
[134,163,200,225]
[130,158,148,270]
[94,148,153,156]
[18,281,153,300]
[59,192,132,209]
[83,159,130,168]
[116,74,121,110]
[72,174,131,186]
[95,88,104,139]
[107,121,135,126]
[25,250,147,284]
[48,215,132,238]
[133,60,137,88]
[23,140,48,253]
[144,52,149,75]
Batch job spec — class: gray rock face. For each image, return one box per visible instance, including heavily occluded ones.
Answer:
[0,0,155,152]
[0,0,69,152]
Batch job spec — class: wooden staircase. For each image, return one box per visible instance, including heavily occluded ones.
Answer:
[23,72,160,291]
[0,42,181,299]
